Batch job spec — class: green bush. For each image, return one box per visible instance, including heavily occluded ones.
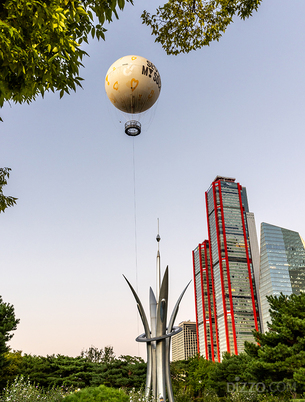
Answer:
[63,385,129,402]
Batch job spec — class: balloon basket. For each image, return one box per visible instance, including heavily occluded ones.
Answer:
[125,120,141,136]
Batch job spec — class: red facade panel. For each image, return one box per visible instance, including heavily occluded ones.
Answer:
[203,241,215,361]
[192,249,201,355]
[205,192,220,362]
[212,181,230,353]
[217,181,238,355]
[198,245,209,359]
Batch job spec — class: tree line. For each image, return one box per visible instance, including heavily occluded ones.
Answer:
[0,346,147,391]
[2,291,305,400]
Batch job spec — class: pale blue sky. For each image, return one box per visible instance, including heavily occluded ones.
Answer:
[1,0,305,359]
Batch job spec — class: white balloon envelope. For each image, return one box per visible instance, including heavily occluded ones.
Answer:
[105,55,161,135]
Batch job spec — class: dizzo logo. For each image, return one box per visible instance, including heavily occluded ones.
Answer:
[227,377,296,393]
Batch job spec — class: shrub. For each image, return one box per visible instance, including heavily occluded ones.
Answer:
[63,385,128,401]
[0,375,65,401]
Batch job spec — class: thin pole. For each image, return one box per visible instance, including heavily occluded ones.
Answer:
[156,218,161,302]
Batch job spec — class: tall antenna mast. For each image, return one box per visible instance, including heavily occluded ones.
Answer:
[156,218,161,301]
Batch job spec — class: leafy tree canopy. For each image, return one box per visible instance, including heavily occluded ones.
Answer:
[0,350,23,386]
[0,0,132,108]
[170,355,216,399]
[244,292,305,394]
[142,0,262,55]
[91,353,146,389]
[80,345,115,364]
[207,352,254,397]
[18,353,98,389]
[0,296,20,389]
[0,168,17,213]
[9,348,146,391]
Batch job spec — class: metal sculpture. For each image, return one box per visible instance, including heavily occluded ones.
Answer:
[124,231,190,401]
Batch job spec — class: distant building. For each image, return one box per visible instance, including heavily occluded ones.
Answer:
[193,241,219,362]
[260,222,305,332]
[193,176,261,361]
[172,321,197,361]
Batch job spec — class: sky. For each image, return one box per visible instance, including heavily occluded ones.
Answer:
[1,0,305,360]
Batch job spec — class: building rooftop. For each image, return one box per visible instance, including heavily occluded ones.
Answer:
[213,176,236,183]
[178,320,196,326]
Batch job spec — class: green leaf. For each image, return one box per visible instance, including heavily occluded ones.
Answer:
[118,0,125,10]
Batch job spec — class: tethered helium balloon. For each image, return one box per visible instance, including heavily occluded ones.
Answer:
[105,55,161,136]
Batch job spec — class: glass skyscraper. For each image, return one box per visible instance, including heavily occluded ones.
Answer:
[193,176,261,360]
[260,222,305,332]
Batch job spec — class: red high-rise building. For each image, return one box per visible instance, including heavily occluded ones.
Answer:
[193,240,219,361]
[193,176,260,361]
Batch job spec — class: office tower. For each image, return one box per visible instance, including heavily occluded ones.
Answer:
[260,222,305,332]
[172,321,198,361]
[203,176,260,358]
[192,240,219,361]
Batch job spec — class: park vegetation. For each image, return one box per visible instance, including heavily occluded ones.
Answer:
[142,0,263,55]
[1,292,305,401]
[0,0,132,110]
[0,167,17,213]
[0,0,263,116]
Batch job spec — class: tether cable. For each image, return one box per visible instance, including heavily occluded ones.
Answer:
[132,137,140,356]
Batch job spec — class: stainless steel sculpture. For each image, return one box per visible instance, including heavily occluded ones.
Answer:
[124,229,190,402]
